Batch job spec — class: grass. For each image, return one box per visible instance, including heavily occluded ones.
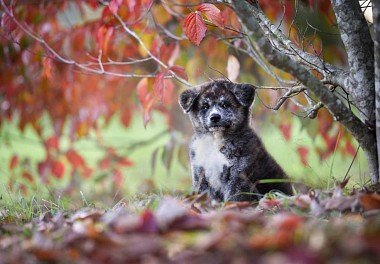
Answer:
[0,113,376,263]
[0,111,369,216]
[261,120,368,188]
[0,188,67,224]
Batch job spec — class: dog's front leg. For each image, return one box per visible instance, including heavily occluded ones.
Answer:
[192,166,209,193]
[223,158,259,201]
[224,175,255,201]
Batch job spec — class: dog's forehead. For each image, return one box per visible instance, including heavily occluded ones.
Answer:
[200,83,234,101]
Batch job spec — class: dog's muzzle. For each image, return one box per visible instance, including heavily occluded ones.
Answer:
[210,113,221,123]
[207,113,230,131]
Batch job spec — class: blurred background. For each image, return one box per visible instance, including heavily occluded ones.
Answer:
[0,0,370,205]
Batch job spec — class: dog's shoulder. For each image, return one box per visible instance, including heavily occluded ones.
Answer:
[219,128,262,157]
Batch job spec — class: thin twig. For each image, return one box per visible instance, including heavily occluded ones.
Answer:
[112,9,191,87]
[0,0,161,79]
[343,145,361,182]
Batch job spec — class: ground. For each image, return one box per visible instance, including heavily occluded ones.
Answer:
[0,115,375,263]
[0,182,379,263]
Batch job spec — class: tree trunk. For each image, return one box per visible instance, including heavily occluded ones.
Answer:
[331,0,375,125]
[374,1,380,183]
[230,0,379,182]
[331,0,378,183]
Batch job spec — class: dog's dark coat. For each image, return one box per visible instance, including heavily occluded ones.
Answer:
[179,80,292,201]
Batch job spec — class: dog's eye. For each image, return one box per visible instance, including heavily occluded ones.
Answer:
[201,103,210,110]
[220,101,231,108]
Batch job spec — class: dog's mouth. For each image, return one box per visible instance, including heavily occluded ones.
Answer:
[207,125,230,132]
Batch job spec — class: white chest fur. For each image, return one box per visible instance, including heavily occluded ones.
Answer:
[191,134,231,191]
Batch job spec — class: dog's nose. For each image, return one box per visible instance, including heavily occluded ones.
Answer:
[210,113,221,123]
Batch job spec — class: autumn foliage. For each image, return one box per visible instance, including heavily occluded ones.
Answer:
[1,186,380,263]
[0,0,358,192]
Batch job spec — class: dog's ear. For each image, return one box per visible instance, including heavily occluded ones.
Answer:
[231,83,256,107]
[179,88,200,113]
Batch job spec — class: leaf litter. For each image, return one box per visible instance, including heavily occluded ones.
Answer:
[1,182,380,263]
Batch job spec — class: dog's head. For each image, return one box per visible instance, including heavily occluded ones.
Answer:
[179,80,256,134]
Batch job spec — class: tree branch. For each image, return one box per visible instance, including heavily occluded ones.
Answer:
[250,3,349,89]
[112,9,191,87]
[229,0,377,180]
[0,0,192,86]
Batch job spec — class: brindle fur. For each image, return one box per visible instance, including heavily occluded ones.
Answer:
[179,80,292,201]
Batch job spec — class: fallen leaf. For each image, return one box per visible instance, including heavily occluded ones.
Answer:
[359,193,380,211]
[136,210,159,233]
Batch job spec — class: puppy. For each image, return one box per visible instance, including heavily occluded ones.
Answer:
[179,80,292,201]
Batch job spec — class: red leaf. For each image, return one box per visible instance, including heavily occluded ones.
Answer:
[20,184,27,196]
[162,79,175,106]
[320,133,339,160]
[142,107,153,128]
[279,122,291,141]
[66,149,85,168]
[88,0,99,9]
[38,160,50,183]
[45,136,59,150]
[101,5,112,20]
[169,214,207,231]
[143,0,154,9]
[307,0,315,10]
[41,58,53,79]
[108,0,122,14]
[113,169,123,187]
[121,108,132,128]
[99,157,111,170]
[318,0,331,14]
[137,78,154,127]
[52,161,65,179]
[297,146,309,166]
[318,110,333,137]
[345,141,356,157]
[183,12,207,46]
[127,0,136,12]
[270,213,304,231]
[151,38,179,65]
[359,193,380,211]
[82,166,93,178]
[117,157,134,167]
[127,0,142,20]
[197,3,224,28]
[259,198,282,209]
[1,12,17,33]
[168,43,180,66]
[169,65,188,81]
[97,25,114,54]
[22,171,34,183]
[137,78,152,106]
[9,155,19,170]
[153,72,165,102]
[137,210,159,233]
[283,1,294,21]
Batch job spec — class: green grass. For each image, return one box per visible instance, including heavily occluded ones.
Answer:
[0,187,67,224]
[0,112,369,208]
[261,120,368,189]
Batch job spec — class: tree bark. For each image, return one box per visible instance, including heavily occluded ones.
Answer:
[331,0,378,183]
[229,0,379,182]
[331,0,375,124]
[374,0,380,183]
